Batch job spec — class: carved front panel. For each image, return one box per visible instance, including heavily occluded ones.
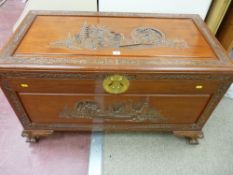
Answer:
[18,94,210,124]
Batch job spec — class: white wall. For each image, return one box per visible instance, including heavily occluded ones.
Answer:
[14,0,97,31]
[99,0,212,19]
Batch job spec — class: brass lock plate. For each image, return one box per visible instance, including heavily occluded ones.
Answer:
[103,75,130,94]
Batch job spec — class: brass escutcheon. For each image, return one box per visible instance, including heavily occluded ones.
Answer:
[103,75,130,94]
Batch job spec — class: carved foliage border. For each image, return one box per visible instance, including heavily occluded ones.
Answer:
[0,56,226,67]
[1,72,233,81]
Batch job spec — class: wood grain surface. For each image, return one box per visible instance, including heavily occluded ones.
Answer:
[0,11,233,143]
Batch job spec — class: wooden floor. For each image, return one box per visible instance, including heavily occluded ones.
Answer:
[0,1,91,175]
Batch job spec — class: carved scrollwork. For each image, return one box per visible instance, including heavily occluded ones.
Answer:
[59,100,163,121]
[1,72,232,81]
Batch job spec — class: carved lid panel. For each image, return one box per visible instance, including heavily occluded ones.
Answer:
[0,11,232,71]
[15,15,215,59]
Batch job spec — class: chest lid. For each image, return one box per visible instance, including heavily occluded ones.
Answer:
[0,11,233,72]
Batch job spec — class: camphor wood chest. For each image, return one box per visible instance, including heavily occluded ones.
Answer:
[0,11,233,144]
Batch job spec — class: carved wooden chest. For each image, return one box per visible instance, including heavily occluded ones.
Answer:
[1,11,233,144]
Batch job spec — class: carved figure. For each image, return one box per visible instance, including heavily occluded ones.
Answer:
[59,100,163,121]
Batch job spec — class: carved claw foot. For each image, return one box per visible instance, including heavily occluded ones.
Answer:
[173,130,204,145]
[25,136,39,143]
[22,130,54,143]
[189,138,199,145]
